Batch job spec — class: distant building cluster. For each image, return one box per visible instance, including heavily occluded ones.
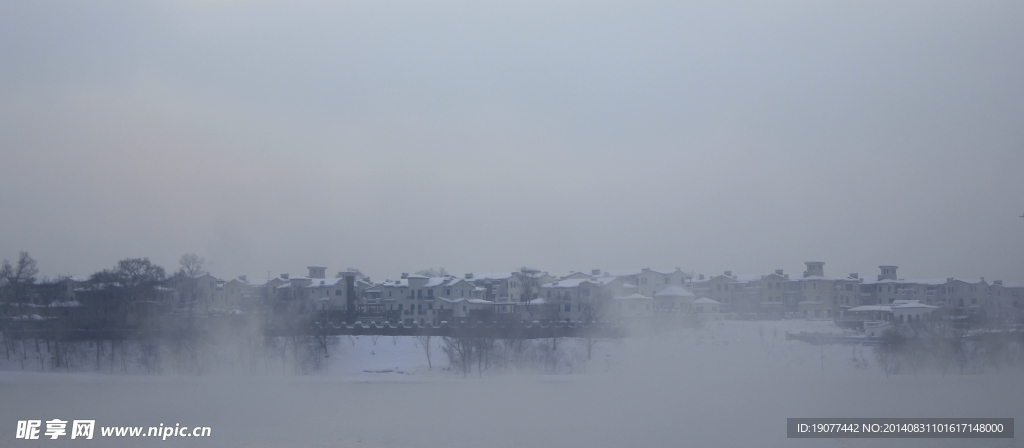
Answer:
[4,261,1022,328]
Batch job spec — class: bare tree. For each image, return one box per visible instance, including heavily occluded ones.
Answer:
[441,335,472,377]
[579,287,610,360]
[1,251,39,316]
[176,253,207,318]
[178,254,207,278]
[415,334,433,369]
[1,252,39,362]
[518,267,543,321]
[87,258,166,326]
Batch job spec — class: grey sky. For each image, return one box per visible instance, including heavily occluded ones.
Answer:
[1,0,1022,282]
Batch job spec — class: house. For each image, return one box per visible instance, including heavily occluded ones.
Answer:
[611,293,654,321]
[653,285,695,315]
[990,280,1024,318]
[541,278,600,323]
[163,272,225,314]
[790,261,859,318]
[891,300,939,324]
[690,269,791,316]
[635,268,689,298]
[845,300,938,330]
[375,274,481,326]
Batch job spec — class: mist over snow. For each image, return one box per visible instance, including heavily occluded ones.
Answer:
[2,320,1022,448]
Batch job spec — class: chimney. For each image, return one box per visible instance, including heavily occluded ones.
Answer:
[401,272,409,279]
[345,272,357,323]
[592,269,601,276]
[724,270,732,278]
[947,277,954,283]
[465,273,474,280]
[849,273,858,279]
[995,280,1003,286]
[238,275,247,281]
[281,274,289,280]
[775,269,784,275]
[699,274,705,280]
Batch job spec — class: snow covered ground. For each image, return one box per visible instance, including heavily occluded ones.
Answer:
[1,319,1021,447]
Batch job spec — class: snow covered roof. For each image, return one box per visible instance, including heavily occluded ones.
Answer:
[592,276,619,286]
[733,274,763,283]
[439,297,494,305]
[34,276,89,285]
[847,305,892,313]
[543,278,596,288]
[904,278,950,286]
[471,272,514,281]
[603,269,643,277]
[693,298,720,304]
[615,293,653,301]
[654,286,695,297]
[892,301,939,309]
[644,268,682,275]
[793,275,851,282]
[945,278,987,285]
[377,279,409,288]
[423,277,447,288]
[305,278,345,288]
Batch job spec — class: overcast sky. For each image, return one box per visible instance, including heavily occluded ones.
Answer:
[1,0,1022,282]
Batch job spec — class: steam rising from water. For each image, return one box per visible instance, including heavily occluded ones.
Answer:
[2,321,1021,447]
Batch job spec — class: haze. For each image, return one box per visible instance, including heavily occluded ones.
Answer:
[1,0,1022,281]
